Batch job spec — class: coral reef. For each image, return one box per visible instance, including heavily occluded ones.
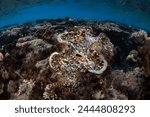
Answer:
[131,30,150,78]
[131,30,150,44]
[138,45,150,78]
[0,52,4,62]
[0,19,149,100]
[0,82,4,95]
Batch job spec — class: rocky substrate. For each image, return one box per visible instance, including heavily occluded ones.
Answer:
[0,18,150,100]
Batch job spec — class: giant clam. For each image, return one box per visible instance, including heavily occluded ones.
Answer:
[49,26,114,78]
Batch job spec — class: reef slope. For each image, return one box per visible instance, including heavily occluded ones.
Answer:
[0,19,150,100]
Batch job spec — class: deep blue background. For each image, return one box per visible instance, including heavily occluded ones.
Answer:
[0,0,150,30]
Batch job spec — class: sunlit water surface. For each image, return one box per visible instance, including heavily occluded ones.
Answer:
[0,0,150,30]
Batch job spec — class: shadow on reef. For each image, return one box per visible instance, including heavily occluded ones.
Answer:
[0,18,150,100]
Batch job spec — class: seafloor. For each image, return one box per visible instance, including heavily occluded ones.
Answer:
[0,18,150,100]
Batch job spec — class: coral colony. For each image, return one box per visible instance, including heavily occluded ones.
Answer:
[0,19,150,99]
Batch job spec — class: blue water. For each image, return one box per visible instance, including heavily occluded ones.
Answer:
[0,0,150,30]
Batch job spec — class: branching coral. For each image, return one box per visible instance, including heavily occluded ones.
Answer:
[128,30,150,78]
[138,45,150,78]
[131,30,148,43]
[131,30,150,45]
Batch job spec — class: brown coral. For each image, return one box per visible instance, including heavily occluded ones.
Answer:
[131,30,150,45]
[138,45,150,78]
[0,52,4,62]
[0,82,4,95]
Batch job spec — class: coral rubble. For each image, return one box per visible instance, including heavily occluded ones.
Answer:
[0,19,149,100]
